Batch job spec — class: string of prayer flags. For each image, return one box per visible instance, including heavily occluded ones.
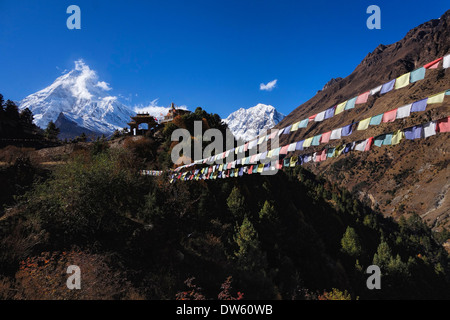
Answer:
[423,121,436,138]
[427,91,445,104]
[382,109,397,123]
[444,54,450,69]
[395,72,410,89]
[424,57,442,69]
[356,91,370,104]
[396,104,412,119]
[410,67,426,83]
[344,97,357,110]
[437,116,450,132]
[357,117,371,130]
[369,113,383,126]
[411,98,428,112]
[391,129,404,145]
[380,79,396,94]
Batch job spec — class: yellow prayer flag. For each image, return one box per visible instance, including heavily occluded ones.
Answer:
[335,101,347,115]
[391,129,404,145]
[303,136,313,148]
[394,72,410,89]
[291,121,300,132]
[357,117,372,130]
[427,91,445,104]
[290,156,298,167]
[257,164,264,173]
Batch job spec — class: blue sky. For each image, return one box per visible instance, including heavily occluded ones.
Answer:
[0,0,448,119]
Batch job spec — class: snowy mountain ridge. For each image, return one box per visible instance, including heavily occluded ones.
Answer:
[223,103,285,141]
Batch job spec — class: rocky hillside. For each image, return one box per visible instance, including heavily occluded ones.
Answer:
[276,10,450,230]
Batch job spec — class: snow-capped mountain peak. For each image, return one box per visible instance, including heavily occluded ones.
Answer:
[223,103,285,141]
[19,59,135,135]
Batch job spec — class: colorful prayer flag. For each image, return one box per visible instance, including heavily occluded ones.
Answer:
[330,128,342,140]
[369,113,383,126]
[444,54,450,69]
[404,125,423,140]
[370,85,382,95]
[296,140,304,150]
[410,67,426,83]
[357,117,371,130]
[356,91,370,104]
[396,104,412,119]
[391,130,404,145]
[324,106,335,119]
[335,101,347,115]
[341,123,353,136]
[437,117,450,132]
[382,109,397,123]
[411,98,428,112]
[311,134,322,146]
[315,111,326,122]
[380,79,396,94]
[395,72,410,89]
[423,121,436,138]
[344,97,357,110]
[320,131,331,143]
[424,57,442,69]
[427,91,445,104]
[303,137,313,148]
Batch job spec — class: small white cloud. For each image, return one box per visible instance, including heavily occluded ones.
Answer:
[96,81,112,91]
[260,79,277,91]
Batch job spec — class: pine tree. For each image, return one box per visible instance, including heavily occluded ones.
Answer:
[341,226,362,258]
[45,121,60,140]
[227,186,246,220]
[233,216,266,271]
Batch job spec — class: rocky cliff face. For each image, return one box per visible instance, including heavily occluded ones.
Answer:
[276,10,450,230]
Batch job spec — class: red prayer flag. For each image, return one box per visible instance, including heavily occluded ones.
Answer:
[320,131,332,144]
[364,137,374,151]
[320,149,327,161]
[308,114,317,122]
[437,116,450,132]
[424,57,442,69]
[279,145,289,155]
[355,91,370,104]
[382,109,397,123]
